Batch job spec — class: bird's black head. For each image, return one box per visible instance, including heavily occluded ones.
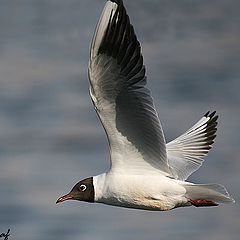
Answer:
[56,177,94,204]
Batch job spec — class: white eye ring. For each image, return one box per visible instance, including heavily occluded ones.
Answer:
[80,184,87,192]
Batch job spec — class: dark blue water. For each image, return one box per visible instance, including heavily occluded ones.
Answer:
[0,0,239,239]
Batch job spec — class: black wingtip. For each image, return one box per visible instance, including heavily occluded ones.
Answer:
[204,110,217,119]
[203,111,218,145]
[209,111,217,118]
[204,111,210,117]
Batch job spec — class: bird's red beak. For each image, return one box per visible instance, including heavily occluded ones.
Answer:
[56,192,74,204]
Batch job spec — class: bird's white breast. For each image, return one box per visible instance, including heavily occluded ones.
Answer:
[93,173,187,211]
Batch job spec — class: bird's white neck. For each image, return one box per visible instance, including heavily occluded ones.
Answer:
[93,173,107,202]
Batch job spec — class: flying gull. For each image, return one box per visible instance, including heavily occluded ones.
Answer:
[56,0,234,211]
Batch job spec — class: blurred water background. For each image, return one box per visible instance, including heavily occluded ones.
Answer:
[0,0,239,239]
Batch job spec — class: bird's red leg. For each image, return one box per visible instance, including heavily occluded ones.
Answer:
[189,199,219,207]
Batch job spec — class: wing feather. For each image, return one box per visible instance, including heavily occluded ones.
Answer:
[166,111,218,180]
[89,0,171,175]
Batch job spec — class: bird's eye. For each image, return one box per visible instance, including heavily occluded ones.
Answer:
[79,184,87,192]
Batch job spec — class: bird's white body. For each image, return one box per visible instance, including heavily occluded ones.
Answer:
[94,173,189,211]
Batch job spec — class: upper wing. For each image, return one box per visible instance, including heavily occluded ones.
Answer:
[166,111,218,180]
[88,0,172,175]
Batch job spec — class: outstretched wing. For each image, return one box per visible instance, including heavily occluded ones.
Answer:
[166,111,218,180]
[88,0,171,175]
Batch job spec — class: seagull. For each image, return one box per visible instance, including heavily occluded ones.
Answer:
[56,0,234,211]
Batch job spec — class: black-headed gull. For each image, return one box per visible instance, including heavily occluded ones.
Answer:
[56,0,234,211]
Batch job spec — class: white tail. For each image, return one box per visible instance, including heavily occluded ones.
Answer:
[184,183,235,205]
